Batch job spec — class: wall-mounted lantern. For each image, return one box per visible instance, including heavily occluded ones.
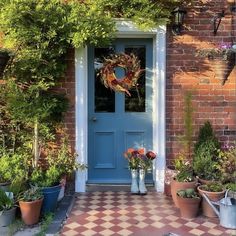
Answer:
[227,0,236,13]
[171,7,187,35]
[213,10,225,35]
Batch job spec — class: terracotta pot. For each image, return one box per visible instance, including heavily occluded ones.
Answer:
[19,198,43,225]
[171,179,197,208]
[164,183,172,197]
[177,196,201,219]
[198,178,216,185]
[197,186,225,218]
[164,166,177,197]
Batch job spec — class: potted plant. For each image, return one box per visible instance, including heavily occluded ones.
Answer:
[164,165,177,197]
[218,144,236,199]
[171,155,197,208]
[0,189,16,227]
[176,188,201,219]
[195,42,236,85]
[197,183,225,218]
[47,136,87,201]
[193,121,221,184]
[18,186,43,225]
[30,166,62,214]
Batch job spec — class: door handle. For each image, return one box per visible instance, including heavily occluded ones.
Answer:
[90,117,97,122]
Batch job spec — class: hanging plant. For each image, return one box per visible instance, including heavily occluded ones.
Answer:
[99,53,143,96]
[195,43,236,85]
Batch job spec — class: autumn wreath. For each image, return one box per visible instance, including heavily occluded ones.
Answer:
[99,53,143,96]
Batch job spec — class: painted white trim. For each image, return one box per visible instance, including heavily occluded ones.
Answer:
[75,21,166,192]
[75,47,88,193]
[153,27,166,192]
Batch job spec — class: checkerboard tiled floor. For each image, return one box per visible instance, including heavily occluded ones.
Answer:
[60,189,236,236]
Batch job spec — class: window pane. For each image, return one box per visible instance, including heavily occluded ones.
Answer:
[94,47,115,113]
[125,46,146,112]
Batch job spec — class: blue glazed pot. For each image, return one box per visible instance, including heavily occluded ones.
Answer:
[41,184,61,214]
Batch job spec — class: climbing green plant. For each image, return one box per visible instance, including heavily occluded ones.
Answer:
[0,0,192,167]
[93,0,191,30]
[183,91,194,158]
[178,91,194,159]
[0,0,73,166]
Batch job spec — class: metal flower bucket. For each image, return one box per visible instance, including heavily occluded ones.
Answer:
[202,190,236,229]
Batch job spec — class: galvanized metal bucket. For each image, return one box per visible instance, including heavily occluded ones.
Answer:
[202,190,236,229]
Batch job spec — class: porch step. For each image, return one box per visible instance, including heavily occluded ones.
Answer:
[86,184,155,192]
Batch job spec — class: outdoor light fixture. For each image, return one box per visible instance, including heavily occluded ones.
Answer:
[171,7,187,35]
[213,10,225,35]
[227,0,236,13]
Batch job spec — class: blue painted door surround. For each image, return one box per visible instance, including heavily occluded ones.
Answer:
[88,38,153,183]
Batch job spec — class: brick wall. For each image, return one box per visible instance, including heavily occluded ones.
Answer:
[62,0,236,162]
[60,48,76,150]
[166,0,236,164]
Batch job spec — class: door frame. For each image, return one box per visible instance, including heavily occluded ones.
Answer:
[75,20,166,192]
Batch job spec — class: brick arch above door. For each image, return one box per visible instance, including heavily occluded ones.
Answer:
[74,20,166,192]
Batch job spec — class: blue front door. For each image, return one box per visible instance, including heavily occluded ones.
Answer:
[88,38,153,183]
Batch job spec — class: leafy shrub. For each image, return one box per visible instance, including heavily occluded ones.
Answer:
[193,139,221,180]
[218,145,236,184]
[47,136,87,176]
[30,166,61,188]
[224,182,236,192]
[0,153,30,183]
[193,121,221,180]
[174,155,194,182]
[200,183,224,192]
[18,187,43,202]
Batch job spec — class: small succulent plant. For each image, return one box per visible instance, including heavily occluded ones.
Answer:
[177,188,200,198]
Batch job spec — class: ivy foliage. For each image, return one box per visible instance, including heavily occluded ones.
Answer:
[94,0,190,30]
[0,0,191,165]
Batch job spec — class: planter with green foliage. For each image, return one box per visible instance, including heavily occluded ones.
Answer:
[30,138,87,213]
[30,166,62,214]
[171,155,197,208]
[18,187,43,225]
[170,91,197,207]
[47,136,87,201]
[0,189,16,227]
[197,183,225,218]
[218,145,236,200]
[177,188,201,218]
